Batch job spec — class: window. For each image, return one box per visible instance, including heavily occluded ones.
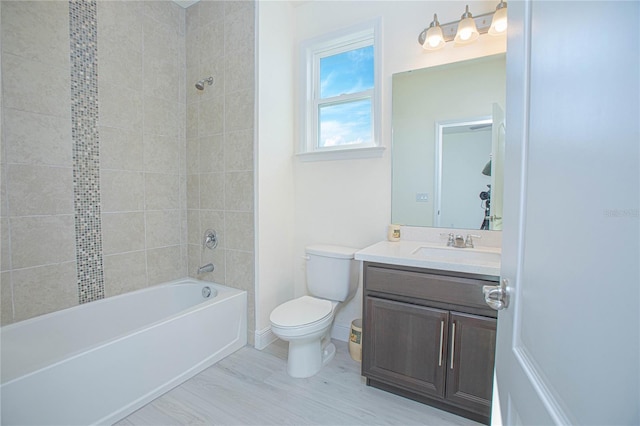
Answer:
[298,19,383,161]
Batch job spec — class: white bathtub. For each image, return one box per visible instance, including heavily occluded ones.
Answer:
[0,278,247,425]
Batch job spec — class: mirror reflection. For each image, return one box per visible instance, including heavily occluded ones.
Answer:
[391,54,506,230]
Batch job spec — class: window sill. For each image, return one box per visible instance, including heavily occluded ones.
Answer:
[296,146,385,162]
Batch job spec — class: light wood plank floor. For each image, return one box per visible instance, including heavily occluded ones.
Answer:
[117,340,482,426]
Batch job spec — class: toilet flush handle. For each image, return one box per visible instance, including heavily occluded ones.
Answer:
[302,255,310,261]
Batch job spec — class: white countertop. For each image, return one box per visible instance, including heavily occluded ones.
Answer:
[355,240,501,277]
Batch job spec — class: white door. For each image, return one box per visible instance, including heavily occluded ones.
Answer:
[494,1,639,425]
[490,103,505,230]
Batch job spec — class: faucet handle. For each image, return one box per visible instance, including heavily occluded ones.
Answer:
[440,232,456,247]
[465,234,481,248]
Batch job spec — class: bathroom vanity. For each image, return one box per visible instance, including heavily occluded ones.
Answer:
[355,238,500,424]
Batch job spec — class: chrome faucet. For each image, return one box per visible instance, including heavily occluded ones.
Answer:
[197,263,214,274]
[446,233,466,248]
[446,233,481,248]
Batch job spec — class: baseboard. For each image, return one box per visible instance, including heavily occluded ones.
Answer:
[331,322,350,342]
[254,326,278,350]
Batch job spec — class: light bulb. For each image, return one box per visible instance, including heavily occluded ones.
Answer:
[489,5,508,35]
[422,14,445,51]
[454,6,479,45]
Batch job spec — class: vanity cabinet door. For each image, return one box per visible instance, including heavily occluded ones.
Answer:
[363,296,449,398]
[445,312,497,417]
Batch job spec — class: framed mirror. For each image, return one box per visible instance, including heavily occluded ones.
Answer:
[391,54,506,230]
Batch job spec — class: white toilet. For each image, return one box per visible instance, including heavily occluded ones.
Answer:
[270,245,360,378]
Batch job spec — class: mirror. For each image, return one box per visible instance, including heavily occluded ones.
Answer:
[392,54,506,230]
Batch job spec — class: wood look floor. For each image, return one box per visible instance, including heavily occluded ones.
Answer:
[117,340,481,426]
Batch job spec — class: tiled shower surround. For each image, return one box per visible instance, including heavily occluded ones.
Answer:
[0,0,256,342]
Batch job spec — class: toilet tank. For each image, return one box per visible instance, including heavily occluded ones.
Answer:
[305,245,360,302]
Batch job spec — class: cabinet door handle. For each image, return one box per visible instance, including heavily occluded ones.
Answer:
[438,320,445,366]
[450,322,456,370]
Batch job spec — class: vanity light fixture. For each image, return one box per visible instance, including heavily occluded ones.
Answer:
[418,1,507,51]
[422,14,446,50]
[454,5,480,44]
[489,0,508,35]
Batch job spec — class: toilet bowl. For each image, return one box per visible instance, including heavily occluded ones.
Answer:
[270,296,338,378]
[269,245,360,378]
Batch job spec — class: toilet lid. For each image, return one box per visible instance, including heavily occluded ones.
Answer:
[270,296,333,327]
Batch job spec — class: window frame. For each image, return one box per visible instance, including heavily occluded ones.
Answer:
[298,18,384,161]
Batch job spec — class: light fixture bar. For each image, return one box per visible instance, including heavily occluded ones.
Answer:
[418,11,495,46]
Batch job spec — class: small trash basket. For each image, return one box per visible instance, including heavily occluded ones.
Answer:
[349,319,363,362]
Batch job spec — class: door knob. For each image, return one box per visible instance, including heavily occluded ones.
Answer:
[483,278,509,310]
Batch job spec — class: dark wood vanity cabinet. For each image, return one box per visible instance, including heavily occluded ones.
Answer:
[362,262,498,424]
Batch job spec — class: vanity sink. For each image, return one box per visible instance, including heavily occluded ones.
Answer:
[411,245,501,265]
[355,238,502,277]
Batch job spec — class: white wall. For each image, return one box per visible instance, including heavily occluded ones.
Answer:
[257,0,506,342]
[255,1,295,347]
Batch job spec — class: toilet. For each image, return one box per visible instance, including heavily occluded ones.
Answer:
[270,245,360,378]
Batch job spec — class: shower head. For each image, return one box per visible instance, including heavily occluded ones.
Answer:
[195,76,214,91]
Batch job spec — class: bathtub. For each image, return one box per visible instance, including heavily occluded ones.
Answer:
[0,278,247,425]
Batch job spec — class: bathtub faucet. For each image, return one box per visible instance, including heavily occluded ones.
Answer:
[197,263,214,274]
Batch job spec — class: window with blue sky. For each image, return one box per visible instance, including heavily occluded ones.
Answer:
[318,45,374,148]
[300,20,381,159]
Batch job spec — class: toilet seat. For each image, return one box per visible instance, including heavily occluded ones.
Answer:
[270,296,333,328]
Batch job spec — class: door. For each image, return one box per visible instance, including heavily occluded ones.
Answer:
[446,312,496,417]
[363,297,448,398]
[489,103,505,230]
[495,1,639,424]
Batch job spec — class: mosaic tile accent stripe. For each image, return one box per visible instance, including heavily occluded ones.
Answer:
[69,0,105,304]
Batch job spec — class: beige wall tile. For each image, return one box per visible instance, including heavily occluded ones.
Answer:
[143,50,180,104]
[102,212,145,255]
[187,243,201,279]
[143,96,180,138]
[97,1,143,54]
[1,0,70,69]
[4,109,72,167]
[225,211,254,252]
[197,98,224,136]
[224,129,254,172]
[186,137,199,174]
[99,126,144,171]
[101,170,145,213]
[1,217,11,272]
[224,171,253,212]
[187,174,200,209]
[98,82,142,131]
[198,1,223,27]
[103,251,148,298]
[145,210,181,249]
[2,53,70,118]
[144,134,180,174]
[144,1,183,34]
[198,21,225,70]
[10,215,76,269]
[146,245,185,286]
[7,164,74,216]
[225,42,254,95]
[199,172,224,210]
[1,272,14,325]
[224,2,255,53]
[145,173,180,210]
[186,102,198,138]
[187,209,200,245]
[199,134,224,173]
[225,249,254,292]
[225,88,254,132]
[12,262,78,321]
[98,38,143,92]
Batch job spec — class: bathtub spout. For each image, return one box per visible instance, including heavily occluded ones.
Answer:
[197,263,215,274]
